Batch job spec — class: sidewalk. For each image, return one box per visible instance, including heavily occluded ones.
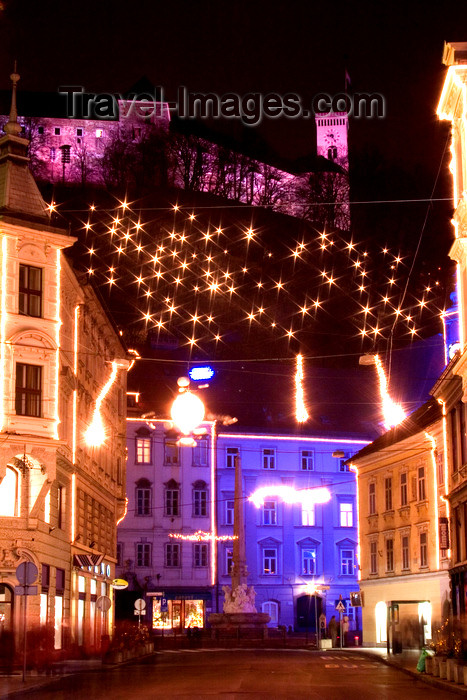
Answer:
[0,658,105,699]
[348,647,467,696]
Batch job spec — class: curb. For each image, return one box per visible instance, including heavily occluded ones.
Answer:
[359,650,467,697]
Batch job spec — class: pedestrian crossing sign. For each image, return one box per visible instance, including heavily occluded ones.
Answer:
[336,601,345,613]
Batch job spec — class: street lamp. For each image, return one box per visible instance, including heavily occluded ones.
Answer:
[170,377,205,440]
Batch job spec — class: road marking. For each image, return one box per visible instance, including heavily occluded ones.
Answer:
[324,664,340,668]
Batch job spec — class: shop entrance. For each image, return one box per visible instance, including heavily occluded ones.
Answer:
[387,599,431,654]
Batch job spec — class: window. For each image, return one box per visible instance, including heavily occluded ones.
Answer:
[339,502,353,527]
[96,128,103,138]
[400,472,408,507]
[262,601,279,624]
[302,503,315,526]
[437,452,444,486]
[192,438,208,467]
[116,543,123,567]
[164,439,179,465]
[54,127,61,135]
[136,480,151,516]
[370,541,377,574]
[226,447,238,468]
[369,482,376,515]
[302,548,316,575]
[384,477,393,511]
[225,499,234,525]
[263,548,277,574]
[193,543,208,567]
[38,126,44,135]
[263,448,275,470]
[226,548,233,574]
[340,549,354,575]
[339,457,350,472]
[165,543,180,567]
[16,363,41,417]
[418,466,426,501]
[0,466,19,516]
[301,450,314,470]
[193,487,208,517]
[136,543,151,567]
[136,437,151,464]
[385,538,394,572]
[263,500,277,525]
[165,483,180,516]
[420,532,428,567]
[19,264,42,317]
[402,535,410,570]
[76,128,83,136]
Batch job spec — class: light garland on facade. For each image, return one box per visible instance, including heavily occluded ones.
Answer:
[169,530,238,542]
[84,360,118,446]
[0,236,7,432]
[54,249,61,439]
[249,484,331,508]
[374,354,406,430]
[295,353,309,423]
[425,430,441,570]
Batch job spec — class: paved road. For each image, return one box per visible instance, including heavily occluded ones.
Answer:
[11,650,459,699]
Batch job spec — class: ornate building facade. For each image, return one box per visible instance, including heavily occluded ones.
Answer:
[0,76,128,655]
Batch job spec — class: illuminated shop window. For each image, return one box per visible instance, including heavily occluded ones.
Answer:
[184,600,204,628]
[375,601,387,643]
[96,129,103,138]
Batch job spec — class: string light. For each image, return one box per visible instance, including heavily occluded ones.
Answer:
[374,355,406,430]
[295,354,309,423]
[169,531,238,542]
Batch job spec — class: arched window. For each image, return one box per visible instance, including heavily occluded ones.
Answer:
[262,600,279,625]
[0,466,19,516]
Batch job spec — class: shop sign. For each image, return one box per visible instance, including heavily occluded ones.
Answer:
[439,517,449,550]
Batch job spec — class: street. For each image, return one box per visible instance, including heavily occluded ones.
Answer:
[11,650,458,699]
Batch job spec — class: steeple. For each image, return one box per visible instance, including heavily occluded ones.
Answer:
[4,64,23,137]
[0,66,50,222]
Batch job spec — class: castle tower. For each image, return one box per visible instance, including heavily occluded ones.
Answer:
[315,112,349,170]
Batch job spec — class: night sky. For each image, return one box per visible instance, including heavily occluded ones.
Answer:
[1,0,464,170]
[1,1,465,413]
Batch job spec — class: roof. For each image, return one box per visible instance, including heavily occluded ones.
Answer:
[0,135,49,221]
[349,397,442,462]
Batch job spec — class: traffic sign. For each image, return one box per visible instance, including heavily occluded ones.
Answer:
[134,598,146,612]
[15,585,37,596]
[16,562,38,586]
[336,601,345,613]
[96,595,112,612]
[161,597,168,612]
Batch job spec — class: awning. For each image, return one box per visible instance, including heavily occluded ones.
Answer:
[73,553,105,567]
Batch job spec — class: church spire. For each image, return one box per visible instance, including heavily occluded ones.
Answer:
[4,63,22,137]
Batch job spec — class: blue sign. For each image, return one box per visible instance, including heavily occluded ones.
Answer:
[189,366,214,381]
[161,597,168,612]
